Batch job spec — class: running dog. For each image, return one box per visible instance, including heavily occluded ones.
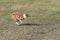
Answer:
[11,13,29,25]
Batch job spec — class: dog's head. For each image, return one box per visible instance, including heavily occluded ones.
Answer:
[23,14,29,19]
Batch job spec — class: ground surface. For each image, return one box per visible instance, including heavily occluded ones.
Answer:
[0,0,60,40]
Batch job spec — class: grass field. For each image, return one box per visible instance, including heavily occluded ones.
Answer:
[0,0,60,40]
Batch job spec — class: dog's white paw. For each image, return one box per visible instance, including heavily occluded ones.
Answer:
[15,22,21,26]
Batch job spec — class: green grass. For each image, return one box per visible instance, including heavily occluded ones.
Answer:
[0,0,60,40]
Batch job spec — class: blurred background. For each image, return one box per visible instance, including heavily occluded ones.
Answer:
[0,0,60,40]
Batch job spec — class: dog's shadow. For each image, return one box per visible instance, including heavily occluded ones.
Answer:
[20,23,40,26]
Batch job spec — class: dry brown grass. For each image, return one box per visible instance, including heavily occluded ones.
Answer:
[0,0,60,40]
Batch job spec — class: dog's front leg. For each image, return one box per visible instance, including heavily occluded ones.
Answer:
[19,19,22,24]
[15,19,22,26]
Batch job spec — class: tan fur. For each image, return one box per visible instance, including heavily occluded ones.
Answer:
[11,13,29,21]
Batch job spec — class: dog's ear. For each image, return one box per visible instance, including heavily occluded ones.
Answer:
[26,14,29,17]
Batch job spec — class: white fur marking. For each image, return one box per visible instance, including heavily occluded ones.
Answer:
[15,19,22,25]
[23,14,26,19]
